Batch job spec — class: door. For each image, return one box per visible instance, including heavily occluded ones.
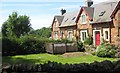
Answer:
[95,31,100,46]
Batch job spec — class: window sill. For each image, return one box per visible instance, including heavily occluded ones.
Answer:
[81,22,87,24]
[104,39,109,42]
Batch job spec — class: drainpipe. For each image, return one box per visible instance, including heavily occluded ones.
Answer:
[110,21,112,43]
[75,22,78,51]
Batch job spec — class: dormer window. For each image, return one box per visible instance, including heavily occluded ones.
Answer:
[81,15,86,23]
[99,11,106,16]
[65,18,68,22]
[72,17,76,20]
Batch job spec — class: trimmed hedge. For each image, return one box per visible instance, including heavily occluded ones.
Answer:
[2,35,77,56]
[2,36,46,56]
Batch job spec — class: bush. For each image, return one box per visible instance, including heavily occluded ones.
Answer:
[96,44,116,58]
[53,38,74,44]
[84,36,93,45]
[2,35,47,56]
[19,36,46,54]
[115,48,120,58]
[2,37,19,56]
[78,40,84,51]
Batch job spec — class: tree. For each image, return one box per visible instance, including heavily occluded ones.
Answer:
[2,12,32,38]
[29,27,51,38]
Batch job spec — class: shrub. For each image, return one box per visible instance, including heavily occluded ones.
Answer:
[2,35,47,56]
[96,43,116,58]
[2,37,19,56]
[19,36,46,54]
[115,48,120,58]
[78,40,84,51]
[84,36,93,45]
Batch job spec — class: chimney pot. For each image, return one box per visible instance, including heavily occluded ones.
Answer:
[61,9,66,15]
[85,0,93,7]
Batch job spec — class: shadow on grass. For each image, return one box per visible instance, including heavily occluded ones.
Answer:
[2,56,47,65]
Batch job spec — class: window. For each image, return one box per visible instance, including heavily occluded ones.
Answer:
[54,31,58,39]
[99,11,106,16]
[105,31,108,39]
[80,30,88,42]
[103,29,109,41]
[60,31,64,38]
[65,18,68,22]
[81,15,86,23]
[72,17,76,20]
[68,31,73,41]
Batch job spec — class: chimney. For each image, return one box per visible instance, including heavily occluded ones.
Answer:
[61,9,66,15]
[85,0,93,7]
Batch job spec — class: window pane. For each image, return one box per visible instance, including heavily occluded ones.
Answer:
[82,15,86,23]
[54,31,58,39]
[105,31,108,39]
[69,32,72,40]
[82,32,86,41]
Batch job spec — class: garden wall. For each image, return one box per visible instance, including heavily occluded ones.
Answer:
[2,60,120,73]
[45,43,78,54]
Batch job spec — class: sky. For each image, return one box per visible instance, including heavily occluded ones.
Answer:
[0,0,111,30]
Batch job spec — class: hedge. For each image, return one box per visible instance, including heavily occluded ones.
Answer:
[2,35,77,56]
[2,36,46,56]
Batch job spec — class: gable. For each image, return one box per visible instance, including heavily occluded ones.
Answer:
[52,18,59,28]
[76,7,94,23]
[52,16,64,28]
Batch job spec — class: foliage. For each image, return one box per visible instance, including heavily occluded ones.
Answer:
[19,36,46,54]
[2,12,32,38]
[96,43,116,58]
[78,40,84,51]
[84,36,93,45]
[0,32,2,38]
[53,38,74,43]
[29,27,51,38]
[3,60,120,72]
[115,48,120,58]
[2,35,46,56]
[2,37,19,56]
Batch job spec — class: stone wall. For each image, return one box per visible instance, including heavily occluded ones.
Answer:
[2,60,120,73]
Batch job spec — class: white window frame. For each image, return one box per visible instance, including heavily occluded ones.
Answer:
[68,30,73,41]
[103,28,109,41]
[81,14,86,24]
[80,30,88,42]
[54,31,58,40]
[60,31,64,38]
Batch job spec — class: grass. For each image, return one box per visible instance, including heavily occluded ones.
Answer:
[2,53,119,65]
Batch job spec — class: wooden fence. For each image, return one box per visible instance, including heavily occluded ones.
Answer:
[45,43,78,54]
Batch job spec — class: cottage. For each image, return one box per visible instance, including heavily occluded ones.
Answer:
[51,0,120,46]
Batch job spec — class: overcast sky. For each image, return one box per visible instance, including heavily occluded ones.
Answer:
[0,0,111,30]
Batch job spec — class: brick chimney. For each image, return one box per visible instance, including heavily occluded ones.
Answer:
[61,9,66,15]
[85,0,93,7]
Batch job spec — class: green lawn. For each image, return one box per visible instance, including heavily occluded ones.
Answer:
[3,53,119,65]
